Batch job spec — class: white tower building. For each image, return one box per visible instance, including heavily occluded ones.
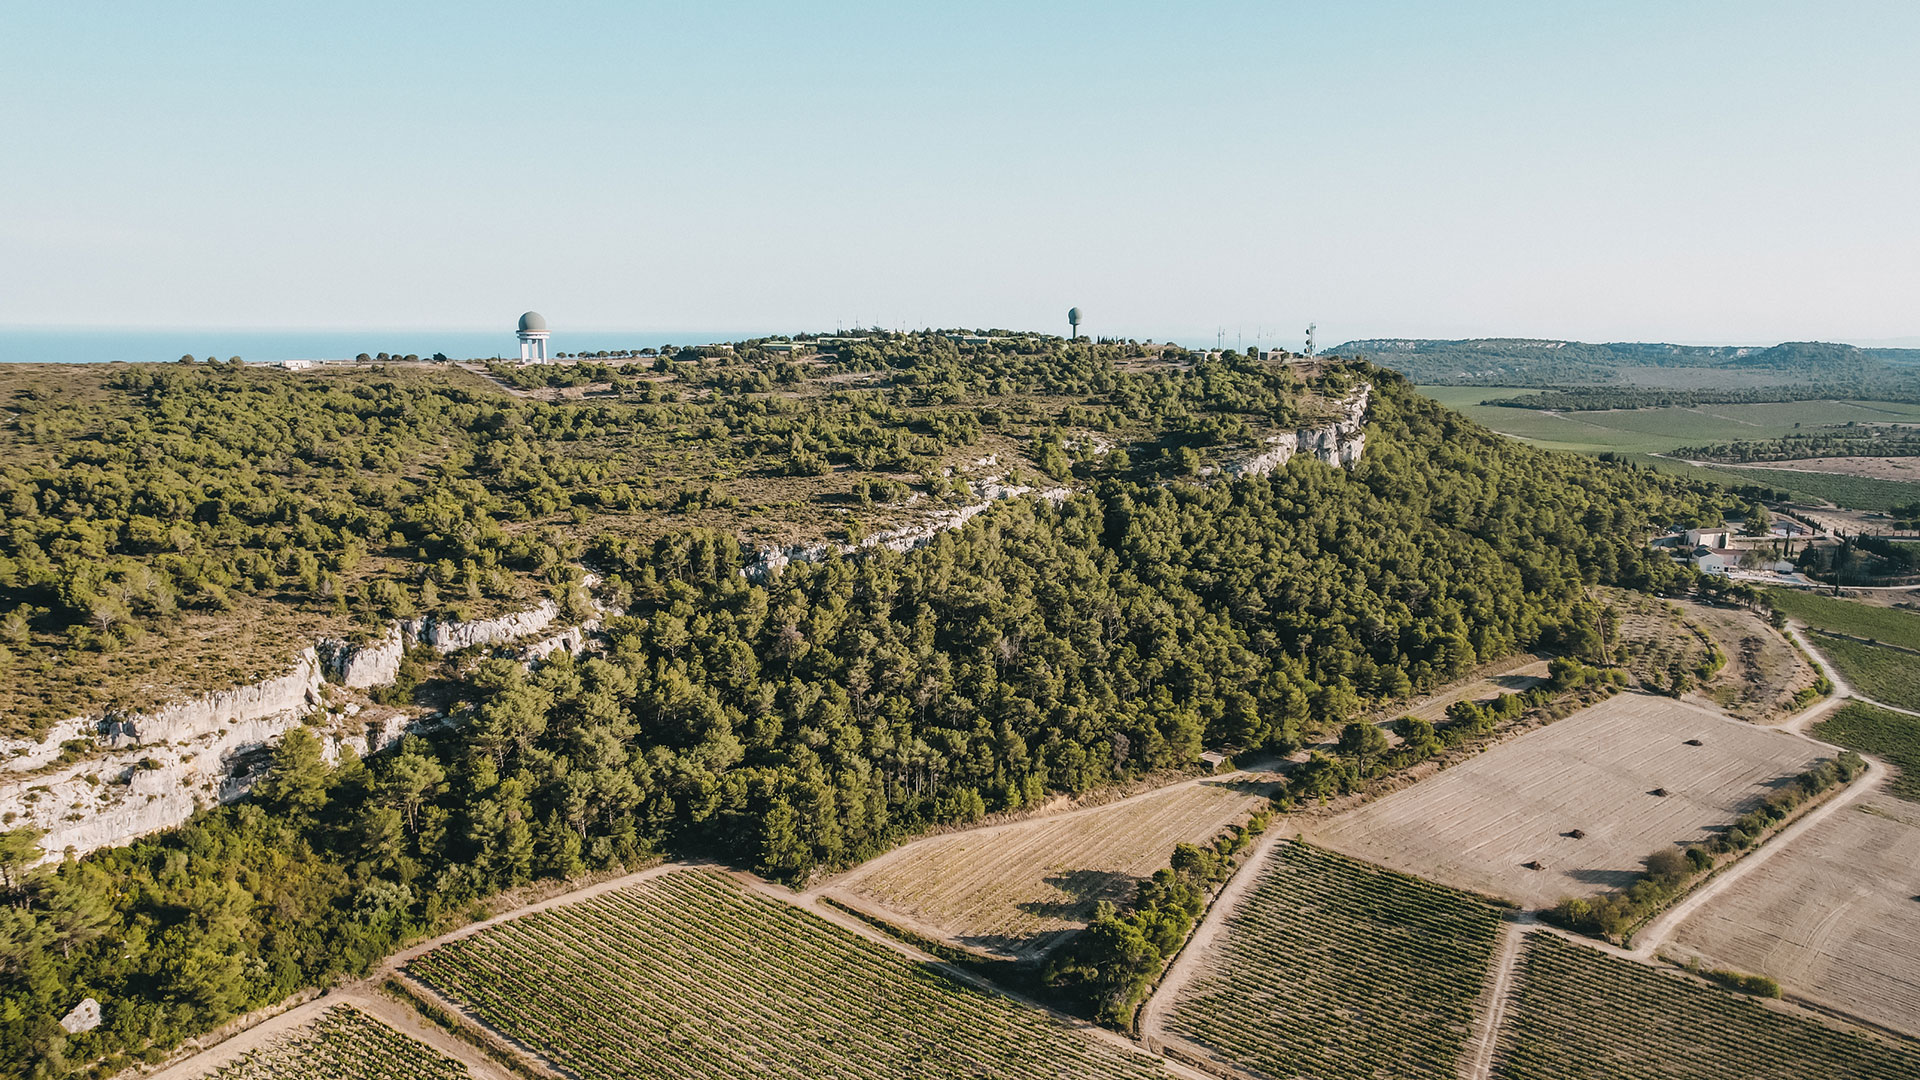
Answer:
[517,311,551,364]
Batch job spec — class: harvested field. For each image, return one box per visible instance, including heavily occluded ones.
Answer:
[1306,693,1831,908]
[829,774,1274,958]
[1162,841,1503,1080]
[196,1005,472,1080]
[1493,933,1920,1080]
[1735,455,1920,483]
[1668,792,1920,1038]
[407,868,1166,1080]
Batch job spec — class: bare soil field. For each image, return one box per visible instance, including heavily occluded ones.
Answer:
[1666,793,1920,1039]
[1738,456,1920,482]
[826,773,1276,958]
[1304,692,1830,909]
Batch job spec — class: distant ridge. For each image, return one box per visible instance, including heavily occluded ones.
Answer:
[1325,337,1920,385]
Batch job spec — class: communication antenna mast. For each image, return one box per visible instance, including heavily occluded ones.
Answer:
[1305,323,1317,359]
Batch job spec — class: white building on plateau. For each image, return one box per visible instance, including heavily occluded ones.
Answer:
[517,311,551,363]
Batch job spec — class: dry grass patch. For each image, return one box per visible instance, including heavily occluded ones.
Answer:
[1305,692,1829,909]
[1395,658,1553,724]
[1681,599,1818,723]
[829,774,1274,958]
[1668,793,1920,1038]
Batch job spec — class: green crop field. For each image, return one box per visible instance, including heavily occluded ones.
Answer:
[1814,702,1920,802]
[1415,390,1920,509]
[1163,841,1503,1080]
[1413,394,1920,456]
[1810,633,1920,712]
[1493,934,1920,1080]
[1770,591,1920,652]
[407,868,1167,1080]
[205,1006,471,1080]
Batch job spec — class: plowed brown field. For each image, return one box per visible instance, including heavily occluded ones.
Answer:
[1667,793,1920,1038]
[828,773,1275,958]
[1305,692,1829,909]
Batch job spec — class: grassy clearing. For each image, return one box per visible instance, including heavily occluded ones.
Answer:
[204,1005,471,1080]
[1493,934,1920,1080]
[408,868,1165,1080]
[1770,591,1920,652]
[1814,702,1920,802]
[1164,841,1503,1080]
[1810,634,1920,712]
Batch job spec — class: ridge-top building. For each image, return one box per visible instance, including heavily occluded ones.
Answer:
[517,311,551,363]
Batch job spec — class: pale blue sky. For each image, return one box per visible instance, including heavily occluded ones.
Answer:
[3,2,1916,346]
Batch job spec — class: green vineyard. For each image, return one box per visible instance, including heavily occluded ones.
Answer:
[407,869,1167,1079]
[1164,840,1503,1080]
[204,1006,470,1080]
[1493,933,1920,1080]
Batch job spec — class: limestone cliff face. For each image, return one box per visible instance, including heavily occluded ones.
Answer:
[1224,384,1371,478]
[0,650,326,862]
[744,384,1370,581]
[318,626,405,689]
[0,597,592,862]
[743,479,1072,582]
[405,601,560,652]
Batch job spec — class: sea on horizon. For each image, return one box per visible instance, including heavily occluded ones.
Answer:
[0,328,766,365]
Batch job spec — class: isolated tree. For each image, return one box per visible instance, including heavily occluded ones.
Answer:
[1336,722,1390,770]
[255,727,330,818]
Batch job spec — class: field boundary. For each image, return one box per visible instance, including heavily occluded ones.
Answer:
[1460,921,1533,1080]
[1624,751,1881,957]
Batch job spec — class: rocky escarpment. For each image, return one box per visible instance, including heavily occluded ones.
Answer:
[407,601,560,652]
[1224,383,1370,477]
[316,602,568,688]
[0,650,327,863]
[3,600,587,864]
[745,476,1072,582]
[745,384,1372,581]
[319,626,405,689]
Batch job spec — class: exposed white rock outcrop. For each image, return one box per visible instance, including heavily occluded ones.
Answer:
[743,477,1071,581]
[317,626,405,689]
[522,620,597,663]
[1,591,594,863]
[1225,383,1370,478]
[405,601,560,653]
[0,649,325,863]
[59,998,101,1035]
